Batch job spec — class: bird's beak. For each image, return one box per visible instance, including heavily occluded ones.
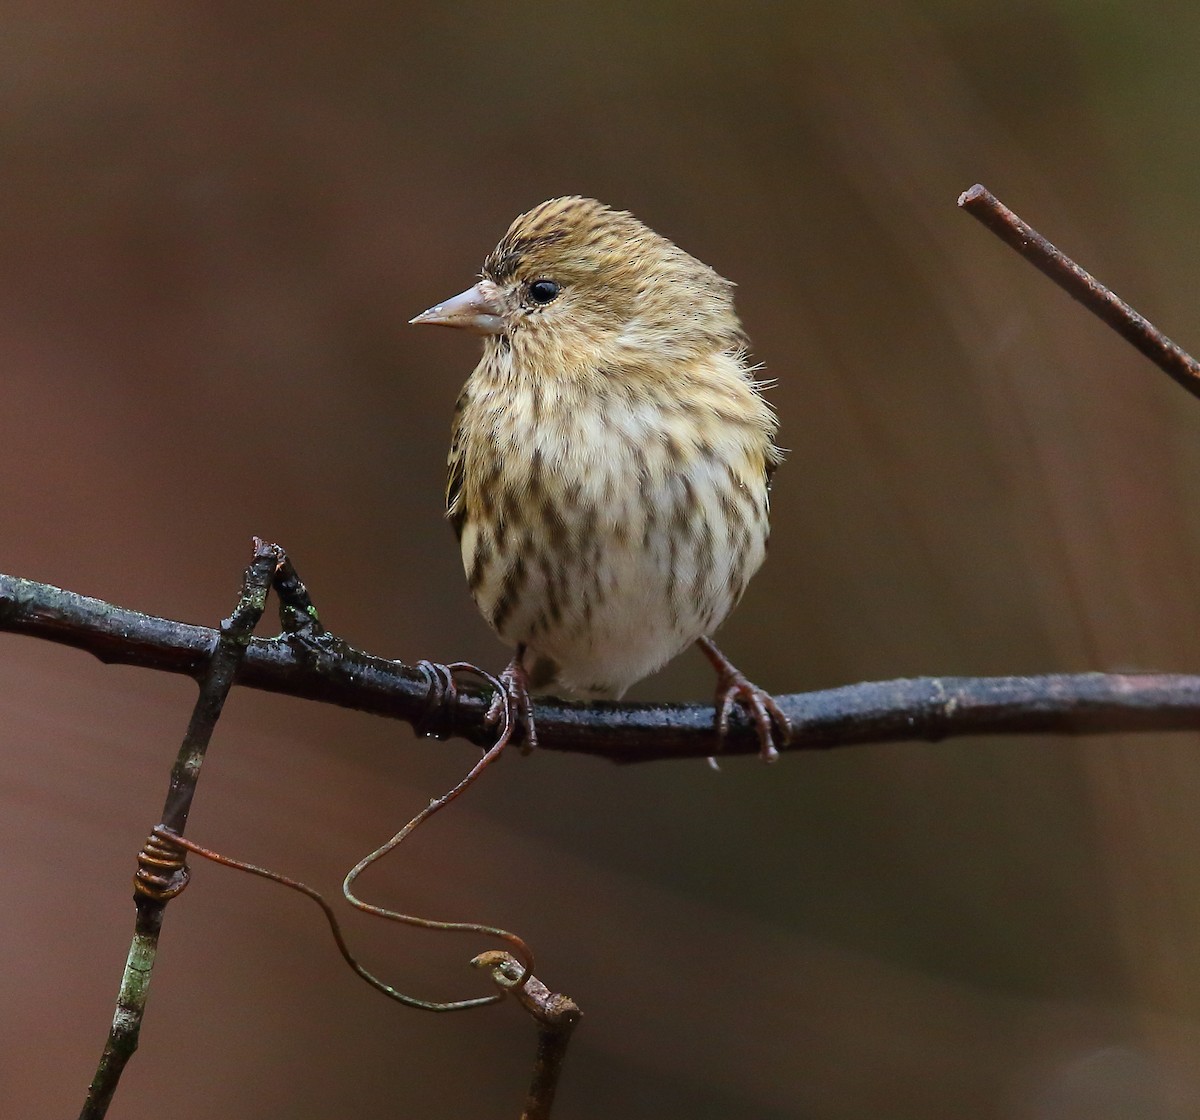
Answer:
[409,281,505,336]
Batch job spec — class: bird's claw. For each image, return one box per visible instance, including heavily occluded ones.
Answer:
[699,637,791,763]
[713,669,792,762]
[486,653,538,752]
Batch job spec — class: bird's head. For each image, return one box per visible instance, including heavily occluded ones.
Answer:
[411,197,745,378]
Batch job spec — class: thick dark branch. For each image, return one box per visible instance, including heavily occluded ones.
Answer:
[958,183,1200,401]
[3,573,1199,762]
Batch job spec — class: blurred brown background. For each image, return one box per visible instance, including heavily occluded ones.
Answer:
[3,3,1200,1118]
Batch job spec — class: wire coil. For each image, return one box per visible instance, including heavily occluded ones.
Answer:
[133,828,190,901]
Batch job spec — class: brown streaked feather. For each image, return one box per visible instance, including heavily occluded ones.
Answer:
[440,197,783,700]
[445,386,469,540]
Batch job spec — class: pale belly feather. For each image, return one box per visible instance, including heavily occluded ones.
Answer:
[459,391,770,697]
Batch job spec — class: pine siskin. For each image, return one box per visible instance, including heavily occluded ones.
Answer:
[411,197,790,760]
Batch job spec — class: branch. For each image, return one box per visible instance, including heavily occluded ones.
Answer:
[4,572,1199,762]
[79,542,277,1120]
[958,183,1200,401]
[473,952,581,1120]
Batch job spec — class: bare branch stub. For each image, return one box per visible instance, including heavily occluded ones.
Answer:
[474,952,582,1120]
[958,183,1200,401]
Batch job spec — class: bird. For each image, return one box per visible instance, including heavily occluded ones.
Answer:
[411,196,790,760]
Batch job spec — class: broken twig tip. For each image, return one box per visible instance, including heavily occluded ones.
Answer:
[958,183,987,208]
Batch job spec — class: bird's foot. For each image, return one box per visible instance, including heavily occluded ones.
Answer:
[697,637,791,763]
[486,649,538,751]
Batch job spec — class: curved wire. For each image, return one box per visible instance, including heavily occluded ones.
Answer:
[153,824,499,1012]
[149,659,533,1011]
[341,661,534,998]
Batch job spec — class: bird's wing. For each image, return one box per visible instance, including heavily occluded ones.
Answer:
[764,440,785,490]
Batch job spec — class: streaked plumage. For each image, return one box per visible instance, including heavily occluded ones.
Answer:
[413,197,789,758]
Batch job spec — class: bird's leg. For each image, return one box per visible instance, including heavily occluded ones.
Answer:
[696,636,791,763]
[485,645,538,750]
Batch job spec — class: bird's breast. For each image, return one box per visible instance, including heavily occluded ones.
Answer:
[455,373,772,695]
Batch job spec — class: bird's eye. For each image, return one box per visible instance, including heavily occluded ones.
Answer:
[527,279,560,305]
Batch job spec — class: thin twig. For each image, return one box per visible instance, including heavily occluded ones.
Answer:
[473,952,581,1120]
[958,183,1200,400]
[4,570,1200,761]
[78,540,278,1120]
